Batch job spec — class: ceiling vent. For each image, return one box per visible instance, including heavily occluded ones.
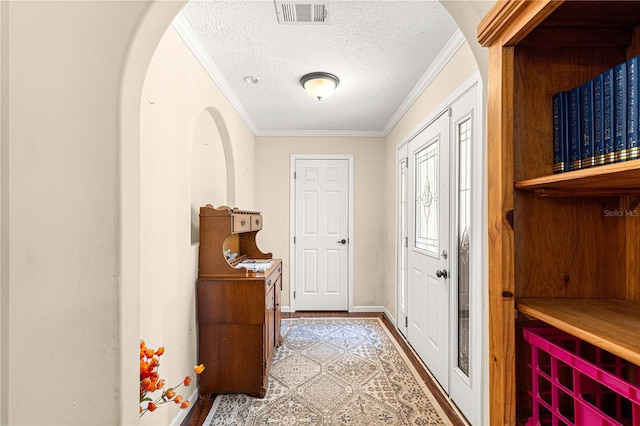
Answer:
[274,1,330,24]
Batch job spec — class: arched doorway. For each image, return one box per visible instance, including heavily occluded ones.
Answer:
[119,2,490,424]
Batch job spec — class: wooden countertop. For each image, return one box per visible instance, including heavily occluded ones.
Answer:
[517,298,640,366]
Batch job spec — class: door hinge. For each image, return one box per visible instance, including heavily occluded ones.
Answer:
[405,317,408,327]
[448,107,452,117]
[293,171,296,179]
[293,236,296,244]
[264,359,267,369]
[404,236,408,248]
[294,291,296,299]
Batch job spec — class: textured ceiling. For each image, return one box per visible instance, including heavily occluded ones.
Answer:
[177,1,460,136]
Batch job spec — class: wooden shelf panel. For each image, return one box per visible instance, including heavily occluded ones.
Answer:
[515,159,640,195]
[517,298,640,366]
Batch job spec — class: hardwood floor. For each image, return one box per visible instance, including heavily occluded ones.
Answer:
[181,312,467,426]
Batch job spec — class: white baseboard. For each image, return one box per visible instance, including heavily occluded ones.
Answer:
[283,306,396,321]
[171,387,199,426]
[383,306,397,327]
[351,305,385,313]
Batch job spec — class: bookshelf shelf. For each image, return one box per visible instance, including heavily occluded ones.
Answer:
[517,298,640,366]
[515,159,640,196]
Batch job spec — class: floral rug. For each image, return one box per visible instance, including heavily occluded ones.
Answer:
[202,317,452,425]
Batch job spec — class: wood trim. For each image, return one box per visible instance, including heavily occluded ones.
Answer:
[477,0,562,47]
[487,43,516,426]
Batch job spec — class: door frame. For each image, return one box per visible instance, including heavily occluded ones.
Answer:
[289,154,354,313]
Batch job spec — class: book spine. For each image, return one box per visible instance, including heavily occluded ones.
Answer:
[580,80,594,168]
[628,56,639,161]
[552,91,568,173]
[593,73,605,166]
[614,62,628,162]
[568,86,581,171]
[603,68,616,164]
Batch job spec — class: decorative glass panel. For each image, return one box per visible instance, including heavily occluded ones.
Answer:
[415,141,438,255]
[457,117,471,377]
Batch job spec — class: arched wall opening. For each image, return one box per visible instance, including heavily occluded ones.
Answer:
[190,107,236,245]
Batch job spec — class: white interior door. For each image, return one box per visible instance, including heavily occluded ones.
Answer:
[397,148,409,337]
[407,111,450,392]
[294,158,349,311]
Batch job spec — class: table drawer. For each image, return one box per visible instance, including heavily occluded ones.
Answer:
[251,215,263,231]
[232,214,251,233]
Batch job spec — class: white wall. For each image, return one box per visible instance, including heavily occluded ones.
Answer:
[139,25,256,425]
[2,1,152,424]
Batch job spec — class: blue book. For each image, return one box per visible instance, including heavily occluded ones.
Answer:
[614,62,627,162]
[603,68,616,164]
[593,73,605,166]
[568,86,581,171]
[580,80,595,168]
[552,91,568,173]
[628,56,639,161]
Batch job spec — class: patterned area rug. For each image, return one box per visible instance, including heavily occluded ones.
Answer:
[202,317,452,425]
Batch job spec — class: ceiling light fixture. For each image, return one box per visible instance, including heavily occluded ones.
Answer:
[243,76,259,84]
[300,72,339,100]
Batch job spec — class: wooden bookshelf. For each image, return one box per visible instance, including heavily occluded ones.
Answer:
[478,1,640,424]
[517,298,640,366]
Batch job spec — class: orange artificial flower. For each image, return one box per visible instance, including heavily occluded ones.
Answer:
[139,340,204,417]
[148,357,159,369]
[141,377,154,392]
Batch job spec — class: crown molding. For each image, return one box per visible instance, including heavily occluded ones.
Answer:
[382,29,465,136]
[171,14,259,135]
[255,129,385,138]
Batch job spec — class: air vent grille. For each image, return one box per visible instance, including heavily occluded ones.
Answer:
[275,1,329,24]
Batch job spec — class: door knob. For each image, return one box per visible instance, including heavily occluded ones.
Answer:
[436,269,448,279]
[337,239,347,244]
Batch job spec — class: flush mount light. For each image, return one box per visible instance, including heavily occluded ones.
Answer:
[300,72,339,100]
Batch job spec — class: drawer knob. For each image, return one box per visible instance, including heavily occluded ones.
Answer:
[255,219,260,225]
[241,219,246,226]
